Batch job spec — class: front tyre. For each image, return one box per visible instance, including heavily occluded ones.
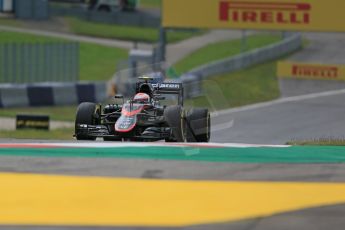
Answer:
[75,102,98,141]
[164,105,186,142]
[186,108,211,142]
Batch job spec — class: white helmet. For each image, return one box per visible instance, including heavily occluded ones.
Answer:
[133,93,150,103]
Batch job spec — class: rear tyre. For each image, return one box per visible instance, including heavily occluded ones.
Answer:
[186,108,210,142]
[75,102,98,141]
[164,105,186,142]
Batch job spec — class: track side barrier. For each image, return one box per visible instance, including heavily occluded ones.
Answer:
[0,82,107,108]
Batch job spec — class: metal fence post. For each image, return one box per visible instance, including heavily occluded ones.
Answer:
[28,43,33,83]
[55,43,59,82]
[19,43,24,83]
[65,43,70,81]
[41,43,47,82]
[61,43,66,82]
[46,43,52,83]
[34,43,40,83]
[13,44,18,83]
[74,42,79,82]
[51,43,57,82]
[158,27,166,62]
[241,30,247,53]
[3,44,9,83]
[37,43,42,82]
[0,44,2,83]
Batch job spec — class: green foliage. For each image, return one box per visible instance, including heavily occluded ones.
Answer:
[0,128,74,140]
[0,106,77,121]
[140,0,161,8]
[174,34,281,74]
[287,138,345,146]
[185,60,280,111]
[0,18,22,27]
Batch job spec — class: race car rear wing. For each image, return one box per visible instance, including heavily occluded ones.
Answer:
[152,83,184,105]
[152,83,182,91]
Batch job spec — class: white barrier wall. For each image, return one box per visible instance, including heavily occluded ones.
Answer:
[0,82,108,108]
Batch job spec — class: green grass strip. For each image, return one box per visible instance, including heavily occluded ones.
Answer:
[174,34,281,74]
[185,60,280,110]
[0,146,345,163]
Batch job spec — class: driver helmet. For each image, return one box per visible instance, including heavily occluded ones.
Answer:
[138,83,153,97]
[133,93,150,103]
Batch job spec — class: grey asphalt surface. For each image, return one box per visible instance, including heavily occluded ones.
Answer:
[0,156,345,230]
[2,203,345,230]
[2,156,345,182]
[280,32,345,96]
[1,33,345,229]
[211,90,345,144]
[212,32,345,144]
[293,32,345,64]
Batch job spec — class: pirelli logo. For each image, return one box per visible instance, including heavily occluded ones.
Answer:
[278,62,345,81]
[292,65,338,79]
[219,1,311,25]
[163,0,345,32]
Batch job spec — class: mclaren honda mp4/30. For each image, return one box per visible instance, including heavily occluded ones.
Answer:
[74,77,211,142]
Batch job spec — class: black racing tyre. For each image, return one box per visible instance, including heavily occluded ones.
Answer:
[186,108,211,142]
[75,102,98,141]
[164,105,186,142]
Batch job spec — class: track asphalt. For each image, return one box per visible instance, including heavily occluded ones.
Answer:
[0,143,344,230]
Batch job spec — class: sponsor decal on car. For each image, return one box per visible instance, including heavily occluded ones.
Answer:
[159,83,181,89]
[152,83,181,90]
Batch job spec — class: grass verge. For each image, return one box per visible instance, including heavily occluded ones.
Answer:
[185,60,280,111]
[0,18,22,27]
[65,17,203,43]
[0,128,74,140]
[287,138,345,146]
[174,34,281,74]
[140,0,161,8]
[0,31,128,81]
[0,106,77,122]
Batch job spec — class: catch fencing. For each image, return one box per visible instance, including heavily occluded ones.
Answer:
[0,42,79,84]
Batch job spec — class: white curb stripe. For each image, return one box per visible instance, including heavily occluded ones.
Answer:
[0,142,290,148]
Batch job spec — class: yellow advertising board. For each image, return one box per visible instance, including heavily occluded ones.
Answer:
[277,62,345,81]
[162,0,345,32]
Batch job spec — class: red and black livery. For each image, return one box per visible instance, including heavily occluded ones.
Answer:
[74,77,211,142]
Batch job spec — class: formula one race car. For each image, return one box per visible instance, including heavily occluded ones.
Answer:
[74,76,210,142]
